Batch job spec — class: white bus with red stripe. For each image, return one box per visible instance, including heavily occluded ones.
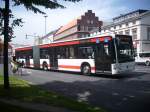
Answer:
[15,34,135,75]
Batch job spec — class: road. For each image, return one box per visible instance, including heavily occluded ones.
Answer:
[17,65,150,112]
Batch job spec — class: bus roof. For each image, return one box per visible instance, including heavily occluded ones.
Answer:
[15,33,130,51]
[15,46,32,51]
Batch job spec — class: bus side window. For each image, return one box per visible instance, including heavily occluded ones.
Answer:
[77,46,93,59]
[92,52,94,58]
[66,47,70,59]
[69,47,75,59]
[87,47,93,59]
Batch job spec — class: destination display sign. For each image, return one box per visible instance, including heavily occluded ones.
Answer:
[117,35,132,42]
[116,35,132,45]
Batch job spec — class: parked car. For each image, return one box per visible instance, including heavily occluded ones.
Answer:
[135,52,150,66]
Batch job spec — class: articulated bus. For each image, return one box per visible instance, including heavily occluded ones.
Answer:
[15,34,135,75]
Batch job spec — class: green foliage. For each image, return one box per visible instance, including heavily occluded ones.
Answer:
[12,0,82,14]
[0,8,23,41]
[0,0,81,41]
[0,75,105,112]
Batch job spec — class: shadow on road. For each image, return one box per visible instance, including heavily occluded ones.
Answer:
[18,67,150,112]
[36,74,150,112]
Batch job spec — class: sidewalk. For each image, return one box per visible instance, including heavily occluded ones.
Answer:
[0,98,76,112]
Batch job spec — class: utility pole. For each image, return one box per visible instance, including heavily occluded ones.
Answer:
[26,34,41,45]
[3,0,10,89]
[25,34,40,39]
[44,15,48,35]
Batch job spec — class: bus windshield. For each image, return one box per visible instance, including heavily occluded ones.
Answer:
[116,35,135,63]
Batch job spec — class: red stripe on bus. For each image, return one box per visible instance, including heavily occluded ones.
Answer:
[59,65,80,69]
[15,36,112,51]
[15,47,32,51]
[27,64,51,67]
[59,65,95,70]
[90,36,112,42]
[39,41,80,48]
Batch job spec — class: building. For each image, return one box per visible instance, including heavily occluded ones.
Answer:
[99,9,150,53]
[11,43,31,56]
[41,28,60,44]
[34,37,43,45]
[53,10,102,41]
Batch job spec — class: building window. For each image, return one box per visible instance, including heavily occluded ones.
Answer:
[77,25,80,31]
[147,27,150,40]
[119,24,122,28]
[88,27,94,31]
[125,30,130,35]
[85,26,88,31]
[103,29,106,32]
[132,28,137,40]
[132,21,136,25]
[87,20,90,24]
[81,26,84,31]
[119,31,123,34]
[107,27,110,31]
[81,34,85,38]
[110,27,114,30]
[126,23,129,27]
[87,20,94,24]
[91,20,94,24]
[114,26,116,29]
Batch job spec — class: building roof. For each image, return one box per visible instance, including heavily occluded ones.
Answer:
[102,9,150,29]
[41,28,60,39]
[55,16,81,35]
[113,9,148,21]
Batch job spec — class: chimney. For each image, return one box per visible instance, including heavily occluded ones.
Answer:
[88,10,92,13]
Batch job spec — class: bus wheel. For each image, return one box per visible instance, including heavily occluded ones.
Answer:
[145,61,150,66]
[43,62,48,70]
[81,64,91,75]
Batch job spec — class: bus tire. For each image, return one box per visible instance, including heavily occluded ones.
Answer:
[81,63,91,75]
[145,61,150,66]
[43,62,48,70]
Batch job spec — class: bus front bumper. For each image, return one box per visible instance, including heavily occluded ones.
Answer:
[111,62,135,75]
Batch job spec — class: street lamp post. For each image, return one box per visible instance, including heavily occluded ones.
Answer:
[44,15,48,35]
[26,34,41,45]
[25,34,40,39]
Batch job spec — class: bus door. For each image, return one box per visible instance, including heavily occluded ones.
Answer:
[94,43,111,72]
[49,48,58,69]
[26,57,30,67]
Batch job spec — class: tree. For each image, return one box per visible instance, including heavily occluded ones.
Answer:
[1,0,81,89]
[0,9,23,41]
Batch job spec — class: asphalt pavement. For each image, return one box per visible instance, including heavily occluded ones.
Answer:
[16,65,150,112]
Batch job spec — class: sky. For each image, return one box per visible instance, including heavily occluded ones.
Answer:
[1,0,150,45]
